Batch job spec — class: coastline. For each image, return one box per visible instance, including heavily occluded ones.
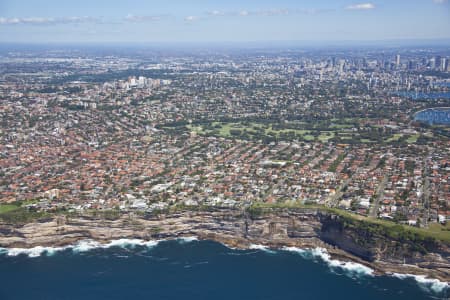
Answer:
[1,236,448,296]
[0,208,449,285]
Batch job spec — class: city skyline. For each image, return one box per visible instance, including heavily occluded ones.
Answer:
[0,0,449,44]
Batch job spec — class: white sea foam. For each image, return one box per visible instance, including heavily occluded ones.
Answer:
[392,273,449,294]
[72,239,159,253]
[43,246,69,256]
[4,245,68,257]
[106,239,144,248]
[71,240,102,253]
[105,239,159,249]
[282,246,308,255]
[177,236,199,243]
[249,244,268,250]
[2,239,448,295]
[283,247,374,277]
[0,237,200,258]
[0,239,160,257]
[283,246,448,294]
[249,244,276,254]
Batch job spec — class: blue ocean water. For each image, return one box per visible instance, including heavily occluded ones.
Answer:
[395,91,450,100]
[0,239,448,300]
[414,108,450,125]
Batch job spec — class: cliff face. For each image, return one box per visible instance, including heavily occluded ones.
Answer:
[319,215,376,262]
[318,214,450,276]
[0,209,448,281]
[0,209,323,249]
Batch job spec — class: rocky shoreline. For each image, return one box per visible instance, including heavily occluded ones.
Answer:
[0,208,449,283]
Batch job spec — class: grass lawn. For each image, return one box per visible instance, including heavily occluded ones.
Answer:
[425,223,450,242]
[406,134,420,144]
[0,204,20,214]
[385,133,403,142]
[326,207,450,243]
[192,122,319,141]
[187,125,203,134]
[186,121,426,146]
[360,139,373,143]
[330,124,353,129]
[218,123,234,136]
[249,202,450,243]
[339,136,353,140]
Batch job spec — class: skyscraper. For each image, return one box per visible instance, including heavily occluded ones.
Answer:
[435,56,441,70]
[430,57,436,70]
[138,76,146,87]
[396,54,400,67]
[441,58,447,71]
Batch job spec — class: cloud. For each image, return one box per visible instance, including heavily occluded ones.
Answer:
[124,14,162,22]
[256,9,290,16]
[345,3,376,10]
[0,16,100,25]
[295,8,335,15]
[239,10,250,16]
[207,10,225,16]
[206,8,333,18]
[184,16,199,22]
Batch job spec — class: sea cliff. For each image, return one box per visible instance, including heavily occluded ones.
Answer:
[0,208,449,282]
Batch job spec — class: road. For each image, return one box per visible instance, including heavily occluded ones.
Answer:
[422,158,431,226]
[326,178,351,208]
[369,174,388,218]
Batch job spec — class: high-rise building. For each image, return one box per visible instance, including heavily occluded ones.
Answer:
[441,58,447,71]
[429,57,436,70]
[138,76,146,87]
[435,56,441,70]
[396,54,401,67]
[338,60,345,73]
[331,57,336,67]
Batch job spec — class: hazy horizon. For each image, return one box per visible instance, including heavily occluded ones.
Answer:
[1,38,449,50]
[1,0,449,44]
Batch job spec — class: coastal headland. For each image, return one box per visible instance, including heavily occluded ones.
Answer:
[0,207,448,283]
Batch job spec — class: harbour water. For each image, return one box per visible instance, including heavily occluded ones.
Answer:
[395,91,450,100]
[414,107,450,125]
[0,239,448,300]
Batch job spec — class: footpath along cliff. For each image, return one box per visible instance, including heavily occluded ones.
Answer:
[0,207,449,282]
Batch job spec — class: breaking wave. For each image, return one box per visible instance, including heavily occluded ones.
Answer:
[249,244,276,254]
[283,246,448,295]
[0,237,199,257]
[283,246,374,277]
[2,245,69,258]
[1,239,448,295]
[177,236,199,244]
[71,239,159,253]
[392,273,449,294]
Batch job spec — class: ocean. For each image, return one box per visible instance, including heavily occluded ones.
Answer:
[394,91,450,100]
[0,239,448,300]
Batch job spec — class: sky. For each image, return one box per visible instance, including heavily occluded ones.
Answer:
[0,0,449,44]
